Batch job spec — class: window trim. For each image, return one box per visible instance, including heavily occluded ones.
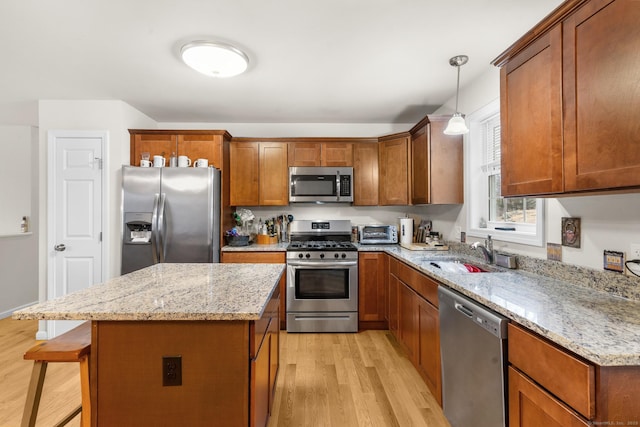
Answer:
[465,98,545,247]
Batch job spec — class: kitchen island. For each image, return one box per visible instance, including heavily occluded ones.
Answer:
[14,263,285,427]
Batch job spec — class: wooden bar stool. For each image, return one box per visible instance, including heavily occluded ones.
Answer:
[21,321,91,427]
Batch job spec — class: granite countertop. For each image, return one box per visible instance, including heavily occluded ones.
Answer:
[366,245,640,367]
[13,263,284,322]
[222,242,288,252]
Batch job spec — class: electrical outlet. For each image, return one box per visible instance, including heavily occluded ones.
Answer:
[162,355,182,386]
[630,244,640,260]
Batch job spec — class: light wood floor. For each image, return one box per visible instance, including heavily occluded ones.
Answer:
[0,318,449,427]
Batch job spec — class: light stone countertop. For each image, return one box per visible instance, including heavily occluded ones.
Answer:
[222,242,288,252]
[233,242,640,366]
[13,263,284,322]
[362,245,640,366]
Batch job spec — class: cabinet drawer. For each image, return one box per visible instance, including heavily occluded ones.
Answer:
[394,260,438,308]
[509,367,590,427]
[508,323,595,419]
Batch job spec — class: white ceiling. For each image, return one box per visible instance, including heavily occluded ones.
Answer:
[0,0,564,125]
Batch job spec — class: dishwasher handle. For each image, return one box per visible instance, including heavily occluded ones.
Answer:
[455,302,474,318]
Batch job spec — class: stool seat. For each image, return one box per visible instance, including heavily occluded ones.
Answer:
[22,321,92,427]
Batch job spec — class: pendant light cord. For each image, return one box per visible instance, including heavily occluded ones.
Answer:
[454,65,461,113]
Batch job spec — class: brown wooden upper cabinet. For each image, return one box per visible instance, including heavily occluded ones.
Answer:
[378,133,411,205]
[410,116,463,205]
[288,142,353,166]
[129,130,230,170]
[230,141,289,206]
[493,0,640,197]
[353,142,379,206]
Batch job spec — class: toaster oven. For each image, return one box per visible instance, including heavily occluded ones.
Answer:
[357,225,398,245]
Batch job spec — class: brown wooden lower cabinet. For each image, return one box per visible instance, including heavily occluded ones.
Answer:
[388,256,442,405]
[221,251,287,330]
[509,322,640,425]
[416,297,441,405]
[358,252,388,330]
[91,288,280,427]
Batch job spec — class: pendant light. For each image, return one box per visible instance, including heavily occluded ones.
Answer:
[443,55,469,135]
[181,41,249,78]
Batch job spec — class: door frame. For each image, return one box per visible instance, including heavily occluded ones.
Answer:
[42,130,109,338]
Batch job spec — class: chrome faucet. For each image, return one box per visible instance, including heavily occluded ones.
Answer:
[472,235,494,264]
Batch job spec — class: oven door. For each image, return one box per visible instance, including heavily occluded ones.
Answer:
[286,259,358,313]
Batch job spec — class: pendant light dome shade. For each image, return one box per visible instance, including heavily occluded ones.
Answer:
[181,41,249,78]
[443,113,469,135]
[443,55,469,135]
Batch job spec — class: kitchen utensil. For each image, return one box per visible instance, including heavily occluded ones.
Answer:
[193,158,208,168]
[140,159,151,167]
[153,155,165,167]
[178,156,191,167]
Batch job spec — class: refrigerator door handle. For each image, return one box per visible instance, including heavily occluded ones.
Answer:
[151,193,160,264]
[157,193,167,263]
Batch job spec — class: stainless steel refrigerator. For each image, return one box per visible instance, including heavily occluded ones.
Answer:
[121,165,221,274]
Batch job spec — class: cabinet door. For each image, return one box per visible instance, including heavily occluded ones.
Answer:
[411,125,429,204]
[388,274,399,336]
[358,253,388,328]
[251,331,271,427]
[563,0,640,192]
[130,133,176,166]
[429,118,463,204]
[322,143,353,166]
[417,297,441,405]
[230,142,260,206]
[500,25,563,196]
[177,134,222,169]
[268,310,279,413]
[379,136,410,205]
[288,142,321,166]
[398,283,418,362]
[259,142,289,206]
[353,143,379,206]
[509,367,590,427]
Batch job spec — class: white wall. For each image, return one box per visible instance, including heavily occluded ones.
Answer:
[433,67,640,271]
[0,126,39,318]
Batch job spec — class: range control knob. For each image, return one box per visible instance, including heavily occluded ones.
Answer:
[298,253,304,259]
[341,253,347,259]
[320,253,325,259]
[305,253,311,259]
[334,253,340,258]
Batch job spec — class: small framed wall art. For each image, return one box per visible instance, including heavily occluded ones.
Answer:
[561,217,581,248]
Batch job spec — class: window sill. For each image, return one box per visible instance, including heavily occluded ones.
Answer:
[467,227,544,247]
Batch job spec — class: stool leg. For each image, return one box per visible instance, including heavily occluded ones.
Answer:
[21,361,48,427]
[79,355,91,427]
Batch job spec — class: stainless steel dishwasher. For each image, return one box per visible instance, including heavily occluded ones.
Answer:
[438,286,508,427]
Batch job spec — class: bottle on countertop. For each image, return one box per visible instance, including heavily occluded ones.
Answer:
[20,216,28,233]
[169,152,177,167]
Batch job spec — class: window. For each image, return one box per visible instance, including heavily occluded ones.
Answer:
[466,99,544,246]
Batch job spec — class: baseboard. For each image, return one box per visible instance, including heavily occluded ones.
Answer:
[0,300,39,320]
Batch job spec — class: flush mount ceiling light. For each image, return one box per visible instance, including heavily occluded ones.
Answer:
[443,55,470,135]
[180,41,249,78]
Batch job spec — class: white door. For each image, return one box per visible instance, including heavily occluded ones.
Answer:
[45,131,106,339]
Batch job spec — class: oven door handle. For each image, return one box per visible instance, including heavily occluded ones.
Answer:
[287,260,357,268]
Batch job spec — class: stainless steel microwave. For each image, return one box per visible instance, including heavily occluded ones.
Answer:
[289,166,353,203]
[357,225,398,245]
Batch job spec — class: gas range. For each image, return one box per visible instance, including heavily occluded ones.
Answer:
[285,219,358,333]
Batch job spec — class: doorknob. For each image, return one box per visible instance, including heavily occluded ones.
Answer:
[54,244,66,252]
